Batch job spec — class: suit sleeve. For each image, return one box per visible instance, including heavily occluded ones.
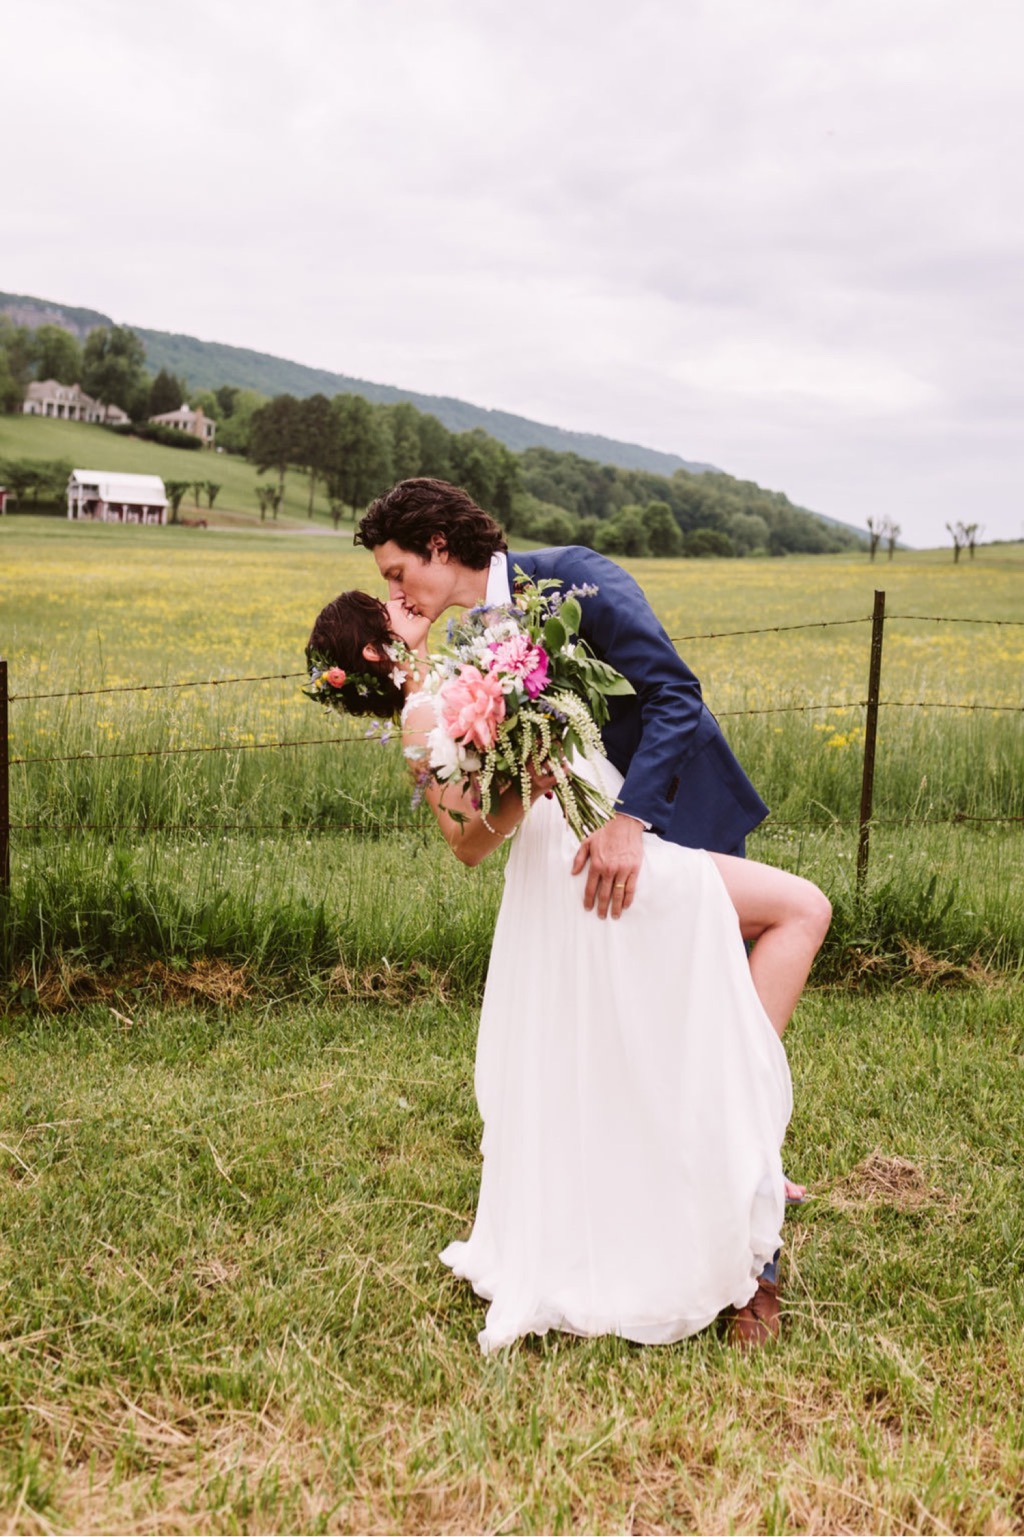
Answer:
[544,548,710,831]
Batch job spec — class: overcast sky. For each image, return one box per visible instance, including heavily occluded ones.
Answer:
[6,0,1023,546]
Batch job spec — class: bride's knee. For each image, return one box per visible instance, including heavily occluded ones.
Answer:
[797,880,832,947]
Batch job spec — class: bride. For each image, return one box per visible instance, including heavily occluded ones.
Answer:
[306,590,830,1353]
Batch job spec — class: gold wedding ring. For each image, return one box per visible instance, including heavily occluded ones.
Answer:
[613,882,626,889]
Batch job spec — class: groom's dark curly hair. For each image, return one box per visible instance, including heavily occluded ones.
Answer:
[356,478,507,569]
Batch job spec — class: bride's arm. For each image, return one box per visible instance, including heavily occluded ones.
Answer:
[401,694,554,866]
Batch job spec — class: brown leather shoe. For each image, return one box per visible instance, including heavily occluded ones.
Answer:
[726,1276,781,1349]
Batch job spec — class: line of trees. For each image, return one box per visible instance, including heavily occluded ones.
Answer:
[0,456,72,511]
[242,391,863,556]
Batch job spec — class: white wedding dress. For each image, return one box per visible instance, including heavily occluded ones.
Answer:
[440,755,792,1354]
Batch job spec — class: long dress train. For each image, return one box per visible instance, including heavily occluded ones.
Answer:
[439,756,792,1354]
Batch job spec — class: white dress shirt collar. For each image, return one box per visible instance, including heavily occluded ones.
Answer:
[485,551,512,607]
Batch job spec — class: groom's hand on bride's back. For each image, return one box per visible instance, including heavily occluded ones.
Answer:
[572,814,644,919]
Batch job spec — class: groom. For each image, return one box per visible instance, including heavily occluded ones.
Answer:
[355,476,769,921]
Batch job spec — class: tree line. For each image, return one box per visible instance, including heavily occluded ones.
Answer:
[242,392,863,556]
[1,316,864,556]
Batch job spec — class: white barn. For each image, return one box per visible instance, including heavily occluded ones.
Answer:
[67,469,169,524]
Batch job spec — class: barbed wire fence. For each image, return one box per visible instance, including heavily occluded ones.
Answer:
[2,591,1022,896]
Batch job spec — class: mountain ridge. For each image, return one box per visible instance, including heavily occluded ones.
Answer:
[1,290,714,478]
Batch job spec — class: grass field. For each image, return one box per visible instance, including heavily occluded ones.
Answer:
[2,516,1024,1533]
[2,989,1023,1533]
[3,517,1022,990]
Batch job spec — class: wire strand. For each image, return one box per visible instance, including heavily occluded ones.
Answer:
[9,671,306,702]
[10,735,386,767]
[7,611,1022,704]
[8,814,1023,834]
[9,696,1022,766]
[669,616,870,641]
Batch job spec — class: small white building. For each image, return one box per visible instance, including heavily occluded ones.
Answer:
[24,379,131,426]
[149,402,216,447]
[67,469,169,524]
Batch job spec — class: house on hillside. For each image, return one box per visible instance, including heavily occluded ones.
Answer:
[67,469,169,524]
[23,379,130,425]
[148,402,216,447]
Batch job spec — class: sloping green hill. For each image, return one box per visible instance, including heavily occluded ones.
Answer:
[0,415,321,527]
[1,289,714,476]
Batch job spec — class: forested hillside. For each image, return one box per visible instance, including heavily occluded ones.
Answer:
[1,299,865,556]
[0,291,713,476]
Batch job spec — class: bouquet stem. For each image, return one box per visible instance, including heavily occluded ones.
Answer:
[554,765,616,843]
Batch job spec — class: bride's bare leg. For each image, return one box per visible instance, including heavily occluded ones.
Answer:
[708,853,832,1039]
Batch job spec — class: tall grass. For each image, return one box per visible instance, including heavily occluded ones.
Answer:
[3,519,1023,994]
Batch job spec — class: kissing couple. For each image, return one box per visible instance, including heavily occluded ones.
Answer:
[307,477,830,1353]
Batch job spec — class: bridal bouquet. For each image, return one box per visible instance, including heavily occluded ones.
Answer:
[407,573,634,841]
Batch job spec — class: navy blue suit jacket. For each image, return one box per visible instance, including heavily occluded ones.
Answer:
[508,547,768,857]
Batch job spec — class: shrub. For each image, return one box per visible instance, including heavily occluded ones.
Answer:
[684,527,735,558]
[105,423,204,451]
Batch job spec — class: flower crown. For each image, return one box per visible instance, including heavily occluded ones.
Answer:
[303,641,416,714]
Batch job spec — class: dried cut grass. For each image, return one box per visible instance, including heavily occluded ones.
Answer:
[16,954,107,1010]
[8,1377,1014,1537]
[5,955,253,1014]
[149,957,252,1006]
[897,941,999,989]
[4,954,462,1018]
[838,941,1001,990]
[831,1151,947,1212]
[7,1394,344,1537]
[326,958,454,1003]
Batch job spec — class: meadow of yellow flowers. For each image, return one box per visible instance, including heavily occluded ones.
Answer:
[2,516,1022,981]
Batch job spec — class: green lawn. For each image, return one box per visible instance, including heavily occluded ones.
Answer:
[1,986,1022,1533]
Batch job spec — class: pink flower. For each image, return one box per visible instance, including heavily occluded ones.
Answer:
[489,634,550,699]
[325,667,347,688]
[521,647,549,699]
[440,665,506,751]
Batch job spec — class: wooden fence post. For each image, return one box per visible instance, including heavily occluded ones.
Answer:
[0,658,9,893]
[857,591,886,888]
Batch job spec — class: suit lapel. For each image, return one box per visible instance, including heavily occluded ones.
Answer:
[508,551,537,595]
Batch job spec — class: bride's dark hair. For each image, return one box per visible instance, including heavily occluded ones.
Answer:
[306,590,405,719]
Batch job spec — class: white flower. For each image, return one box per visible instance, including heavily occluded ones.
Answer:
[390,666,408,687]
[427,725,479,781]
[482,619,518,645]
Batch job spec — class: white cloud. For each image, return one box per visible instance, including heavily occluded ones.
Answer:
[5,0,1024,544]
